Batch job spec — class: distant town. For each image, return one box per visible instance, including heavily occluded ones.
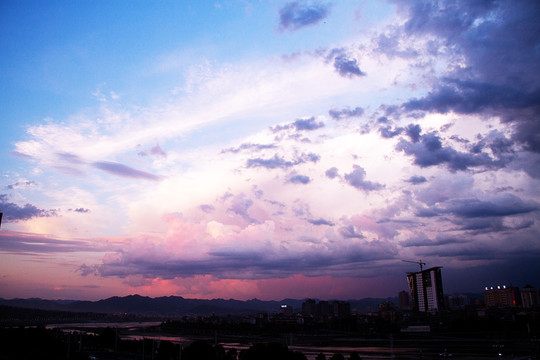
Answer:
[1,266,539,359]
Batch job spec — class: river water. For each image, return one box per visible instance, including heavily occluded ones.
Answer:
[46,322,534,359]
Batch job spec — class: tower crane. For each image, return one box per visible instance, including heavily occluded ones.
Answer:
[402,259,426,271]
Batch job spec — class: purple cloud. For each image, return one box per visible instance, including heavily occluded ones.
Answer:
[405,175,427,185]
[6,180,37,190]
[0,194,57,222]
[396,132,505,172]
[325,167,339,179]
[93,161,161,181]
[247,153,320,169]
[343,165,384,192]
[149,144,167,157]
[293,117,325,131]
[289,174,310,184]
[0,230,101,254]
[307,218,334,226]
[328,106,364,120]
[221,143,276,154]
[279,2,330,31]
[394,1,540,153]
[333,54,365,78]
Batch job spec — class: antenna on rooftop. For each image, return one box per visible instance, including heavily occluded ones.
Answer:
[402,259,426,271]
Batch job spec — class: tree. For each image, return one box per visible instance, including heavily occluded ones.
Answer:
[239,342,306,360]
[315,353,326,360]
[330,353,345,360]
[182,340,216,360]
[349,351,362,360]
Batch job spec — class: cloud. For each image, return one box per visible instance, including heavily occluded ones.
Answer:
[271,117,325,133]
[400,236,470,248]
[200,204,215,213]
[6,180,37,190]
[227,193,258,224]
[333,53,366,78]
[339,224,364,239]
[0,230,103,254]
[328,106,364,120]
[396,132,504,171]
[293,117,325,131]
[405,124,422,143]
[221,143,276,154]
[394,1,540,153]
[279,2,330,31]
[139,144,168,158]
[0,194,57,222]
[288,174,310,184]
[246,153,320,169]
[343,165,384,192]
[307,218,334,226]
[325,167,339,179]
[405,175,427,185]
[442,194,540,218]
[92,161,162,181]
[68,208,91,213]
[379,125,403,139]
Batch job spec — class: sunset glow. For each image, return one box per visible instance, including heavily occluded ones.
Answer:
[1,0,539,301]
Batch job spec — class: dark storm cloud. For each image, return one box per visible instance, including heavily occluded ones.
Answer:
[442,194,540,218]
[0,194,57,222]
[289,174,310,184]
[452,217,534,234]
[92,161,161,181]
[343,165,384,191]
[401,236,470,248]
[405,175,427,184]
[394,1,540,152]
[396,132,503,171]
[403,79,540,119]
[405,124,422,143]
[246,153,320,169]
[328,106,364,120]
[89,238,396,280]
[279,2,330,31]
[414,193,539,220]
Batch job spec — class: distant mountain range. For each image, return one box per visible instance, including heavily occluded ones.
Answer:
[0,295,397,317]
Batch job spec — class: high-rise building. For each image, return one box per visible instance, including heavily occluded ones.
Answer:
[406,266,444,312]
[301,299,317,316]
[484,285,521,308]
[521,285,540,308]
[398,290,410,310]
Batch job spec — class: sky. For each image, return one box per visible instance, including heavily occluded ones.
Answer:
[0,0,539,301]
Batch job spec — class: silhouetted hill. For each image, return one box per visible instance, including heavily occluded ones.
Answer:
[0,295,397,317]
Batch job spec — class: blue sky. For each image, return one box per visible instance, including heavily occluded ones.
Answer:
[1,0,539,301]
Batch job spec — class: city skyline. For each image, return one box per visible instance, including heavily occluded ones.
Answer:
[1,1,539,301]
